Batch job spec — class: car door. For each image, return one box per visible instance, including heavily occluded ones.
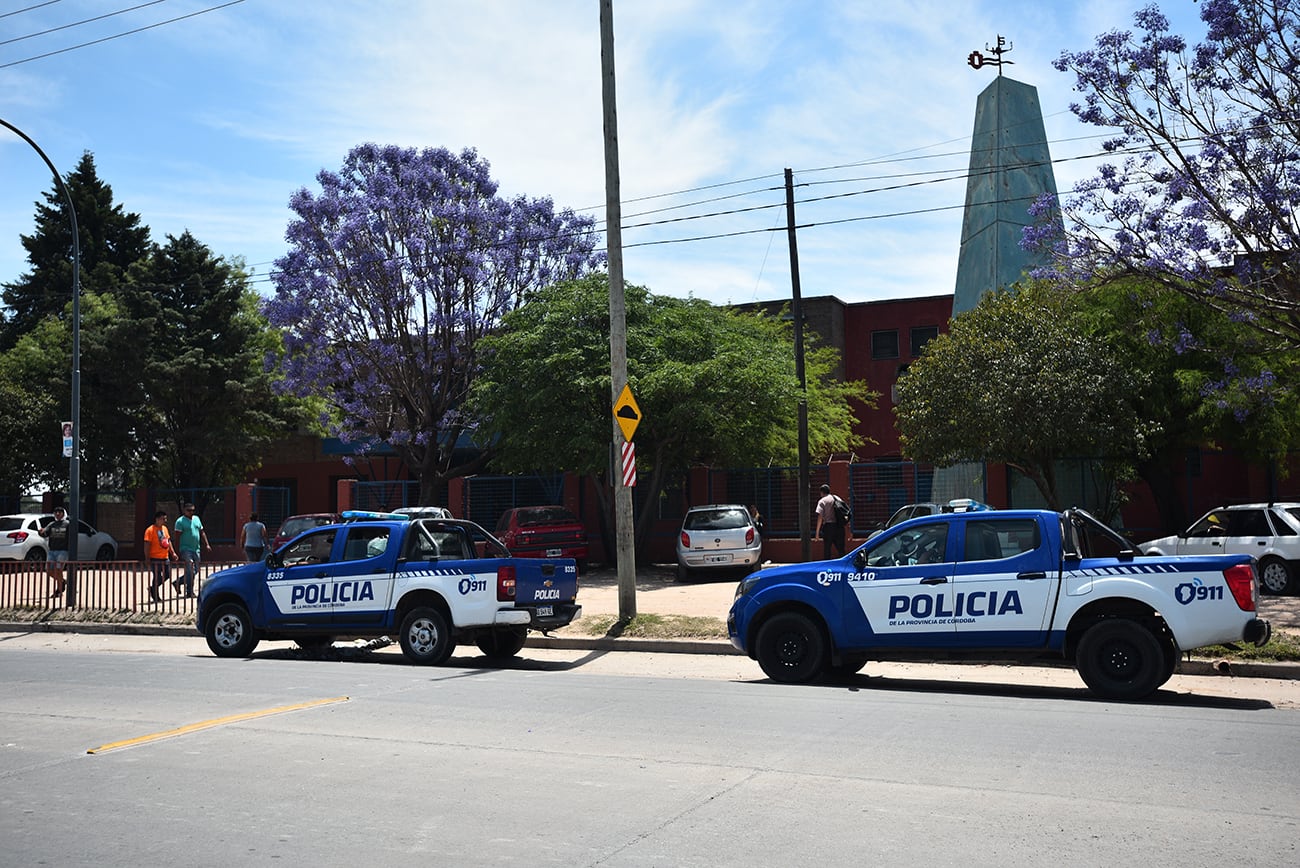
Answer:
[1170,509,1231,556]
[262,528,339,628]
[843,520,957,647]
[951,515,1058,648]
[330,525,397,627]
[1221,508,1274,562]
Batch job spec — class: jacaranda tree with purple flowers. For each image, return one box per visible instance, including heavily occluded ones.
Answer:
[266,144,604,504]
[1026,0,1300,348]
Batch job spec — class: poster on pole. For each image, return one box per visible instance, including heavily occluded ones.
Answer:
[61,421,72,458]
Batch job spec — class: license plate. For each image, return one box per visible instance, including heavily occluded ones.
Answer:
[537,605,554,616]
[704,553,732,564]
[546,548,562,557]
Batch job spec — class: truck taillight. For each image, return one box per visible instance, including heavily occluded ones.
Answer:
[497,566,517,602]
[681,531,691,548]
[745,528,755,545]
[1224,563,1257,611]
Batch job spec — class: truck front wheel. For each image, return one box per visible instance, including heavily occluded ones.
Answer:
[1076,619,1164,700]
[755,612,826,684]
[399,606,454,665]
[206,603,260,658]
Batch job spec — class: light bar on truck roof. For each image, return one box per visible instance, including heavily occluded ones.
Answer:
[340,510,411,522]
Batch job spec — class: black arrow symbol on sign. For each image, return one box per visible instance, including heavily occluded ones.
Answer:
[617,405,639,420]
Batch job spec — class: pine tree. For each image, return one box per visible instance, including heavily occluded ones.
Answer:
[1,151,151,350]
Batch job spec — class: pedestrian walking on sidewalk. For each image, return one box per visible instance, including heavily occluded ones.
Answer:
[173,503,210,598]
[240,513,267,562]
[37,505,71,598]
[815,484,848,559]
[144,510,178,602]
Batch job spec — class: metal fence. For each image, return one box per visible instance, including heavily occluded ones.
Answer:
[461,474,565,530]
[354,480,448,513]
[0,558,239,614]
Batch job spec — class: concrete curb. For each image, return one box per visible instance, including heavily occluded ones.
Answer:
[4,619,1298,680]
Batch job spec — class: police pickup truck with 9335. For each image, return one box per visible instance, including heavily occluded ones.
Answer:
[197,512,580,664]
[728,508,1272,700]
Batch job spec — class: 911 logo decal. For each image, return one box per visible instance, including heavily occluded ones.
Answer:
[1174,577,1223,605]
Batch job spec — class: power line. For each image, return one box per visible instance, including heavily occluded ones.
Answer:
[0,0,170,48]
[0,1,64,20]
[0,0,246,69]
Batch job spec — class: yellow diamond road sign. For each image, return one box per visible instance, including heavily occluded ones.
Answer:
[613,384,641,442]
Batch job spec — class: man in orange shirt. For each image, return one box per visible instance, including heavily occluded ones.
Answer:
[144,510,178,602]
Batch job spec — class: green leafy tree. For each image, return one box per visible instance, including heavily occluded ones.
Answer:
[469,275,871,555]
[896,281,1156,512]
[122,232,306,498]
[1076,278,1300,530]
[0,152,151,351]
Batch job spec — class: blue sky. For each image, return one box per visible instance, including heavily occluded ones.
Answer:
[0,0,1208,307]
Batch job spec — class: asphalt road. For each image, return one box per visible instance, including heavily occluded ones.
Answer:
[3,637,1299,867]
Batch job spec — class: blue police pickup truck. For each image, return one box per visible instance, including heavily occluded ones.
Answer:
[197,512,580,665]
[729,508,1272,699]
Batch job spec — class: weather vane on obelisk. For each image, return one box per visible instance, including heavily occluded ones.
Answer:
[967,35,1014,76]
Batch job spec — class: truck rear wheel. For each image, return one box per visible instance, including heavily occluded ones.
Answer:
[755,612,826,683]
[1076,619,1164,700]
[476,627,528,660]
[206,603,260,658]
[399,606,454,665]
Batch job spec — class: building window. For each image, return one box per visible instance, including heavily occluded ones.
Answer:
[872,330,899,359]
[910,326,938,358]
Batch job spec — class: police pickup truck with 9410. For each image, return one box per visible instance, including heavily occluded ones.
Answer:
[197,512,580,664]
[728,508,1272,699]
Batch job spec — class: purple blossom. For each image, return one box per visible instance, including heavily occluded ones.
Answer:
[265,144,605,481]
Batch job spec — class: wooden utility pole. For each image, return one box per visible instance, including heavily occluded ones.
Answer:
[785,168,811,561]
[600,0,636,618]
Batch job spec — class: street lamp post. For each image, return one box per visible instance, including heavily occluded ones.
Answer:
[2,118,82,605]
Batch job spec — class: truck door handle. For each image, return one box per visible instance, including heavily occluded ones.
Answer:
[1017,571,1047,580]
[920,576,948,585]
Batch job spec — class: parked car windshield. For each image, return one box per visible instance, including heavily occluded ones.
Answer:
[280,516,335,538]
[683,507,750,531]
[516,506,579,526]
[0,517,27,531]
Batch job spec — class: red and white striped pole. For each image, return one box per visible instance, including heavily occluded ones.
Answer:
[621,440,636,488]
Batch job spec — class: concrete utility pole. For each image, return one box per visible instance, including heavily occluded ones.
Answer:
[784,169,811,561]
[600,0,636,618]
[1,118,81,604]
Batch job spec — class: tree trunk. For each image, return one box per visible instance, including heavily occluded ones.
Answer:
[1137,454,1189,535]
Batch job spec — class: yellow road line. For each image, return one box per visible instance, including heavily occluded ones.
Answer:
[86,696,350,754]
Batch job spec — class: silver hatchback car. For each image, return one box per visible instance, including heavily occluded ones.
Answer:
[675,504,763,581]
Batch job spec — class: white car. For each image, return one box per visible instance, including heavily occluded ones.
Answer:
[1139,503,1300,595]
[0,513,120,562]
[675,504,763,581]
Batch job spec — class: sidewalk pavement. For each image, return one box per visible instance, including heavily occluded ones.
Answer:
[3,563,1298,680]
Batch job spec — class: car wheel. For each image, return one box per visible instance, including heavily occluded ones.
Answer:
[205,603,260,658]
[476,627,528,660]
[755,611,827,684]
[95,544,115,562]
[294,636,334,653]
[24,547,46,562]
[1075,619,1164,700]
[1258,557,1296,595]
[1157,632,1179,689]
[675,563,692,582]
[399,606,454,665]
[826,657,868,677]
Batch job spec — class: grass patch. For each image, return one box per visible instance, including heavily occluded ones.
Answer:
[576,613,727,640]
[0,606,194,627]
[1190,629,1300,663]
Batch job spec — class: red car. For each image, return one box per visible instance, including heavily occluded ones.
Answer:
[495,506,589,572]
[271,513,340,551]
